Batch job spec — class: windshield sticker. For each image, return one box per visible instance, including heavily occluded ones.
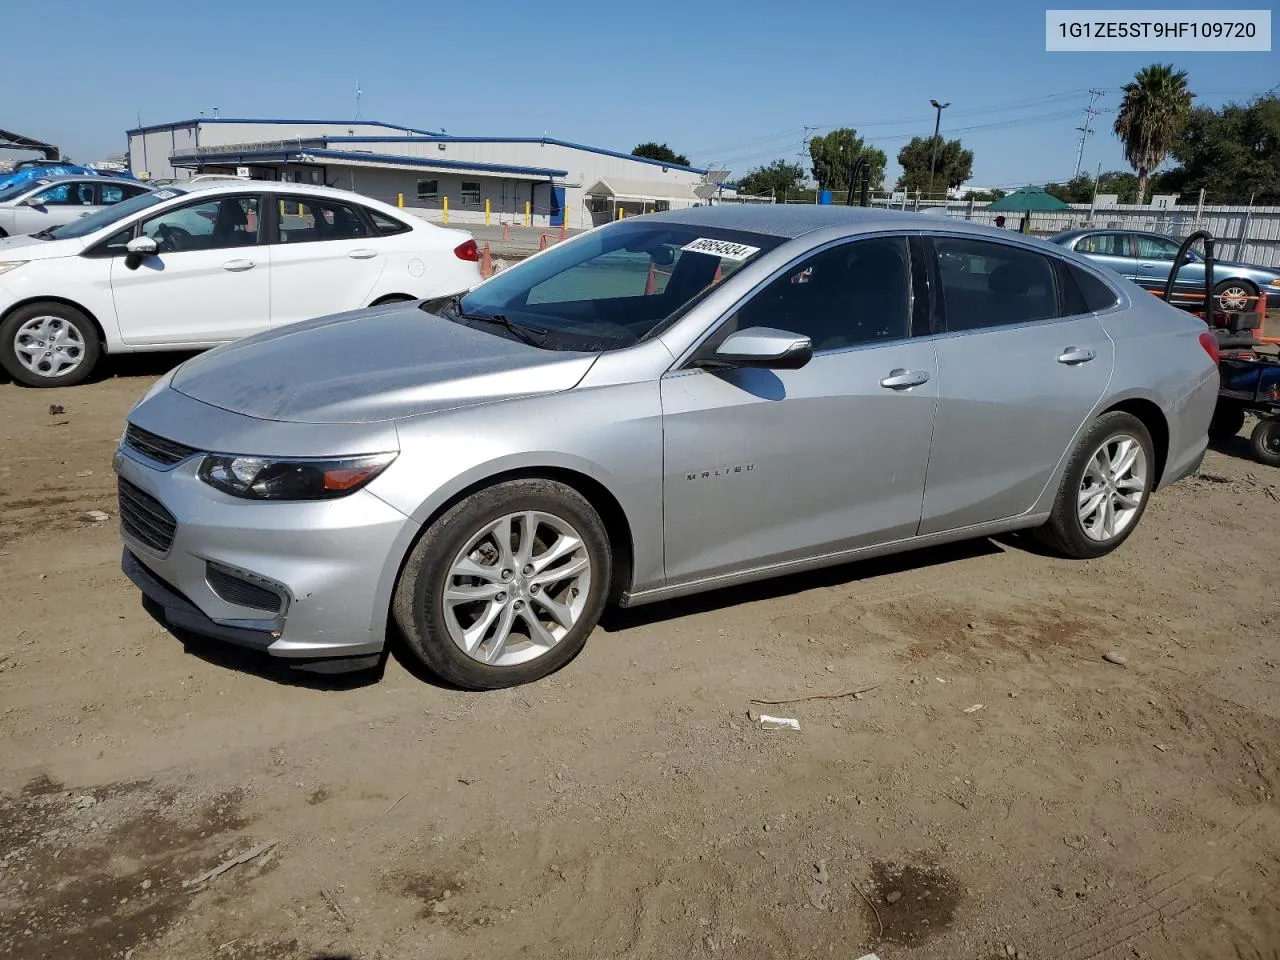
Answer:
[680,237,760,261]
[151,189,179,200]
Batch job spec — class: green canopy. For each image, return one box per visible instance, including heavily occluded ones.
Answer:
[985,186,1070,212]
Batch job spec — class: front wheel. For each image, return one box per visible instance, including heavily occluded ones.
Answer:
[0,302,101,387]
[1035,412,1155,559]
[392,479,612,689]
[1251,418,1280,467]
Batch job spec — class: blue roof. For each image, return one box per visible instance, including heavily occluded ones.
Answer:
[324,135,709,175]
[172,147,566,179]
[127,117,440,137]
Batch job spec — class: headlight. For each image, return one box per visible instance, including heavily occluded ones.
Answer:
[198,452,397,500]
[0,261,28,276]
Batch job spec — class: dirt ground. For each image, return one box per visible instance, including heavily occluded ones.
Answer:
[2,356,1279,960]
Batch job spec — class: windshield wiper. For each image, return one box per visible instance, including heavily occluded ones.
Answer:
[30,227,57,241]
[442,295,548,347]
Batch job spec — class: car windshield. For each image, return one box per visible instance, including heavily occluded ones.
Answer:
[46,186,177,240]
[438,221,782,351]
[0,178,52,202]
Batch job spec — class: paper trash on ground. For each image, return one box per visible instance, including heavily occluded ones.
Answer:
[758,715,801,731]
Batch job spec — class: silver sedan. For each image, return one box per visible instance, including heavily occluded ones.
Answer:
[114,206,1219,689]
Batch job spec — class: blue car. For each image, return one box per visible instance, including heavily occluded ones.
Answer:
[1050,228,1280,313]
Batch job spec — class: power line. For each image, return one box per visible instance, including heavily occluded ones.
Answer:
[1072,89,1105,179]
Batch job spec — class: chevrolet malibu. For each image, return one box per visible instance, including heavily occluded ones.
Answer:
[115,206,1219,689]
[0,179,481,387]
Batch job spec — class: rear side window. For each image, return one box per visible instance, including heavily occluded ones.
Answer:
[273,197,370,243]
[1076,233,1129,257]
[365,208,411,236]
[934,238,1058,332]
[1069,264,1119,312]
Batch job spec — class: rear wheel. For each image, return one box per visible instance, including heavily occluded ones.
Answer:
[1035,412,1155,559]
[1207,402,1246,442]
[1250,418,1280,467]
[0,302,101,387]
[1213,279,1257,314]
[392,479,611,689]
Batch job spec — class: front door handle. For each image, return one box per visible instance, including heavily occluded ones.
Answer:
[348,248,377,259]
[1057,346,1096,365]
[879,368,930,390]
[1139,262,1157,269]
[222,259,255,272]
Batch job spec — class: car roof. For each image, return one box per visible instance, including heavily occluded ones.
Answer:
[17,174,146,187]
[166,178,369,199]
[642,204,1047,244]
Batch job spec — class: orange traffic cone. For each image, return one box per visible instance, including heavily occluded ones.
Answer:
[538,233,548,251]
[558,219,568,240]
[480,242,493,278]
[644,262,658,296]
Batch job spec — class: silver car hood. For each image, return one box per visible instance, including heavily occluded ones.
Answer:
[170,304,598,424]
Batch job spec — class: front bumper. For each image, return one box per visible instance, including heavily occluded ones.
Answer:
[115,442,419,662]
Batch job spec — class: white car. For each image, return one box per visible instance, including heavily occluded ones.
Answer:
[0,175,153,238]
[0,179,483,386]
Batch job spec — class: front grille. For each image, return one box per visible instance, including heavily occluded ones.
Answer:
[205,564,283,614]
[118,479,177,553]
[125,424,198,466]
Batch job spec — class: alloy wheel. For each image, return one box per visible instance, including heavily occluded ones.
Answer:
[1077,433,1148,542]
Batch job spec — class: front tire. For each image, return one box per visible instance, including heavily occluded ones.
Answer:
[0,302,101,387]
[1035,412,1155,559]
[392,479,611,690]
[1251,418,1280,467]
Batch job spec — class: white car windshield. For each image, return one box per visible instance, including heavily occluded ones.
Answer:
[44,187,180,240]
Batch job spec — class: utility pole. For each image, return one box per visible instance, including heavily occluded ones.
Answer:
[1072,89,1104,179]
[355,80,363,120]
[928,99,951,201]
[799,125,818,202]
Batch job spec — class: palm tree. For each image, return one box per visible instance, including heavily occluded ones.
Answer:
[1113,64,1194,205]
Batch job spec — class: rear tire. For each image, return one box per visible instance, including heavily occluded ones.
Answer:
[1213,279,1257,314]
[392,479,611,690]
[1207,403,1246,442]
[1034,412,1155,559]
[0,301,101,387]
[1250,418,1280,467]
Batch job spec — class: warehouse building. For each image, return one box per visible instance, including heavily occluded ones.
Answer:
[126,118,730,229]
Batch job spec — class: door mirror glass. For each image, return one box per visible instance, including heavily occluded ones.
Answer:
[126,236,158,256]
[710,326,813,370]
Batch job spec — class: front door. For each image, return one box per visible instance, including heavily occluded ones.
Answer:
[110,194,270,345]
[919,235,1114,534]
[266,194,387,328]
[661,235,939,584]
[12,180,100,235]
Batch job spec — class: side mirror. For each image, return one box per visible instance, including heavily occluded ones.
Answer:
[703,326,813,371]
[124,235,158,270]
[21,196,47,208]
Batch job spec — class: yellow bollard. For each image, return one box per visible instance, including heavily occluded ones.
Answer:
[443,196,448,225]
[397,192,404,208]
[524,200,531,227]
[484,198,490,226]
[617,205,624,220]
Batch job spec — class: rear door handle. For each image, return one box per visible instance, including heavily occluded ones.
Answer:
[348,248,377,259]
[879,368,930,390]
[1057,347,1096,365]
[222,259,255,272]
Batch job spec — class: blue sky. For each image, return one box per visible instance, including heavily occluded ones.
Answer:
[6,0,1275,188]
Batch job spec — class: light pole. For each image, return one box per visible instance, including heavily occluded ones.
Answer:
[927,98,951,200]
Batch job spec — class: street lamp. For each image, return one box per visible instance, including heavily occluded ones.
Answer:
[928,98,951,200]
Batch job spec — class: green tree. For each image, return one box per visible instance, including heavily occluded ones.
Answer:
[1113,63,1194,205]
[1155,94,1280,204]
[738,159,805,200]
[631,142,690,166]
[807,128,887,192]
[896,136,973,196]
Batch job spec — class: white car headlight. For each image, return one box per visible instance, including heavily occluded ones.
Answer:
[0,261,28,276]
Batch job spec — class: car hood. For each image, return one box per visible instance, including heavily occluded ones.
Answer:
[0,233,82,257]
[169,303,599,424]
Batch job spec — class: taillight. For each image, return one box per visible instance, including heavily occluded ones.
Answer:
[453,239,479,262]
[1198,330,1220,365]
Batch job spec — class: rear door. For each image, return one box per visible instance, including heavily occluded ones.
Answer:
[1133,233,1202,304]
[919,236,1114,535]
[1072,231,1138,284]
[265,194,388,328]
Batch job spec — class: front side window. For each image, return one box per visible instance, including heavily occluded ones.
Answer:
[31,183,87,206]
[1135,235,1181,260]
[417,178,439,201]
[141,196,260,252]
[730,236,911,352]
[934,237,1058,332]
[1076,233,1129,257]
[445,221,782,351]
[460,181,481,205]
[273,197,369,243]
